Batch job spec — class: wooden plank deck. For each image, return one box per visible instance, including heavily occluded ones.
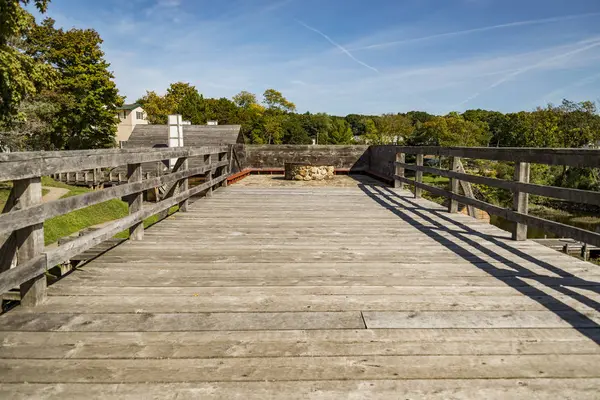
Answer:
[1,176,600,399]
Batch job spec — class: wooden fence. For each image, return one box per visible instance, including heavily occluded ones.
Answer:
[394,146,600,247]
[0,146,230,306]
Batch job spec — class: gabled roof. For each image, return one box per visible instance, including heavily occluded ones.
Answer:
[123,124,244,148]
[117,103,142,111]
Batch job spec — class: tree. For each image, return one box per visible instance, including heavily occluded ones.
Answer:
[406,110,435,125]
[282,115,310,144]
[0,0,56,126]
[176,89,205,124]
[409,114,489,147]
[301,112,331,144]
[328,119,354,144]
[204,97,238,124]
[26,18,123,149]
[375,113,413,144]
[233,91,258,109]
[360,118,380,144]
[138,90,175,124]
[263,89,296,113]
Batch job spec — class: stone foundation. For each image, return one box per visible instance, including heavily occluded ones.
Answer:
[284,163,335,181]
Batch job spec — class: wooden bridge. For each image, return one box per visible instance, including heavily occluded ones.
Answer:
[1,146,600,398]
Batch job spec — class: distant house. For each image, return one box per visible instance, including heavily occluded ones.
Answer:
[116,103,148,143]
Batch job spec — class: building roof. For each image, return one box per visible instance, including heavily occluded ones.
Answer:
[123,124,244,148]
[117,103,142,111]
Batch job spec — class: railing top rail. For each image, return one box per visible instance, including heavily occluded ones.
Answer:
[0,145,230,181]
[395,146,600,168]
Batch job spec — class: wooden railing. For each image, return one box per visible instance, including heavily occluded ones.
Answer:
[394,146,600,247]
[0,146,230,306]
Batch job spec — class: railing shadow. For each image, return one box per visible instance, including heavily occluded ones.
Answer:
[358,183,600,345]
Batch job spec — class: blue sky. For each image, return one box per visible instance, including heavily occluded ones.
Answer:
[35,0,600,115]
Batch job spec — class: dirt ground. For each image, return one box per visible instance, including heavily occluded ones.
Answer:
[232,174,386,187]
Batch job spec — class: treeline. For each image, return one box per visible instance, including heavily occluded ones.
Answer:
[139,82,600,150]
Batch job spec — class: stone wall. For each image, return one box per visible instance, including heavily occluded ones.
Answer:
[236,145,370,171]
[284,163,335,181]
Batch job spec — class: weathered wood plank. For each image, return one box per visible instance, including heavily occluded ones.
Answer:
[396,146,600,168]
[1,355,600,383]
[17,293,600,313]
[2,380,600,400]
[362,310,600,328]
[1,329,598,359]
[0,312,365,331]
[0,146,228,181]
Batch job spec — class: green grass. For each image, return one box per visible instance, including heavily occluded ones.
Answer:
[41,178,129,245]
[3,177,183,245]
[422,175,450,186]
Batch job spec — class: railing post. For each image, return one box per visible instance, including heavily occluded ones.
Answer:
[512,162,530,241]
[14,177,46,306]
[180,158,189,212]
[127,163,144,241]
[205,153,213,197]
[414,154,424,198]
[394,152,405,189]
[219,151,228,188]
[448,156,460,213]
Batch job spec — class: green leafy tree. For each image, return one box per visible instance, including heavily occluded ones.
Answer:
[0,0,56,127]
[137,90,175,124]
[26,18,123,149]
[204,97,238,124]
[345,114,367,136]
[375,113,413,144]
[282,115,310,144]
[233,90,258,109]
[328,119,354,144]
[176,89,205,124]
[263,89,296,113]
[409,114,489,147]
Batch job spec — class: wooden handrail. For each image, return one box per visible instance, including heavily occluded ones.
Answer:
[0,145,231,304]
[394,146,600,248]
[395,146,600,168]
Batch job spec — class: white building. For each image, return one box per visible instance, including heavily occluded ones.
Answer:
[116,104,148,143]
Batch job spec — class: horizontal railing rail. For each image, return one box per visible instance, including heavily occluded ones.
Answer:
[0,146,231,305]
[394,146,600,249]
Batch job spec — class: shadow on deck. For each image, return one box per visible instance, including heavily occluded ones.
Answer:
[360,183,600,344]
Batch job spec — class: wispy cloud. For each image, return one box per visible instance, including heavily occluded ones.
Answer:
[457,37,600,106]
[539,72,600,105]
[296,20,380,74]
[353,12,600,51]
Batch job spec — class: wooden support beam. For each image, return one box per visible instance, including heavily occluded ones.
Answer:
[13,177,46,306]
[394,153,405,189]
[414,154,424,199]
[456,160,476,218]
[219,152,228,188]
[205,154,213,198]
[127,163,144,241]
[448,157,460,214]
[512,162,530,241]
[179,158,189,212]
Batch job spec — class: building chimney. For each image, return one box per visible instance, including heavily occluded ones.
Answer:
[168,114,184,168]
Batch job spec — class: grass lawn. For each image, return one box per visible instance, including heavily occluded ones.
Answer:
[40,177,129,245]
[2,177,179,245]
